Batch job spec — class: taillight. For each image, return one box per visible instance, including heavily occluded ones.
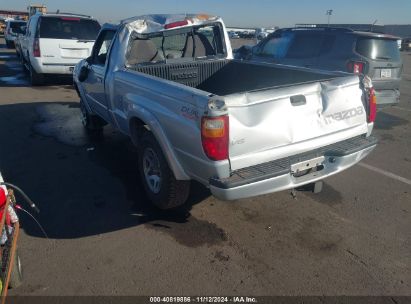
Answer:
[201,115,229,161]
[362,76,377,123]
[368,87,377,123]
[33,38,41,57]
[347,61,364,74]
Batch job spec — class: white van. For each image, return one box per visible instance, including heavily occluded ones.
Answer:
[4,20,26,48]
[20,13,101,85]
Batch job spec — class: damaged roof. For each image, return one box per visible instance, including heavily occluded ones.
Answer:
[121,13,221,34]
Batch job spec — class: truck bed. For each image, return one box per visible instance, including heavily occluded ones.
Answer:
[131,59,337,96]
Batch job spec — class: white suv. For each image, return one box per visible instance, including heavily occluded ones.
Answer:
[4,20,26,48]
[20,13,100,85]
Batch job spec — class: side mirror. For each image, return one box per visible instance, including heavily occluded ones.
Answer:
[78,65,89,82]
[236,45,253,60]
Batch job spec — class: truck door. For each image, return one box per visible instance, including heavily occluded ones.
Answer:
[82,29,115,122]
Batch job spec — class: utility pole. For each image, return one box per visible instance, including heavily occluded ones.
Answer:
[326,9,333,26]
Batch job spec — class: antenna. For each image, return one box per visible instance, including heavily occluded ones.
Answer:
[370,19,378,32]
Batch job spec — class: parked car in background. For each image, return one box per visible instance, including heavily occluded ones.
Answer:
[401,38,411,51]
[4,20,26,48]
[228,31,239,39]
[14,32,25,59]
[20,12,100,85]
[255,28,268,40]
[240,31,254,39]
[74,14,377,209]
[14,25,27,59]
[0,19,6,35]
[236,27,403,108]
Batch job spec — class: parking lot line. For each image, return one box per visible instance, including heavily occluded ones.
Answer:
[359,163,411,186]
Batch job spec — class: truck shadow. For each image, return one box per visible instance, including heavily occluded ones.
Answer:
[0,101,211,241]
[374,111,409,130]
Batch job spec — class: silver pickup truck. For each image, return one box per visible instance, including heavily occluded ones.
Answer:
[74,14,378,209]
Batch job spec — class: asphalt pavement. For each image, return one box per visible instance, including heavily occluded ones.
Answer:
[0,37,410,298]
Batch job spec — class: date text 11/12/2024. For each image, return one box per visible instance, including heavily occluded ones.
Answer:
[149,296,258,303]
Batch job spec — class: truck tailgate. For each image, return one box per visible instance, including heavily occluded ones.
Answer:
[227,75,369,171]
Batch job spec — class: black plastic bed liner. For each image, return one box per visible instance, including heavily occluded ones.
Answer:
[132,59,334,96]
[210,135,378,189]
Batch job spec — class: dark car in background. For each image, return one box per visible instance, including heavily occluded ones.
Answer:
[235,27,403,108]
[401,38,411,51]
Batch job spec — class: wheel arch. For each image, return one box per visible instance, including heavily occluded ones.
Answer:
[128,114,190,181]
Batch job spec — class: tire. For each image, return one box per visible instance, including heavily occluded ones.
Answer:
[138,132,190,209]
[79,98,105,135]
[29,63,44,86]
[8,251,23,289]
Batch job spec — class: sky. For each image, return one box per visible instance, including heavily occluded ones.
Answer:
[1,0,410,28]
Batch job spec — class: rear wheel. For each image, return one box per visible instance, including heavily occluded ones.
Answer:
[138,132,190,209]
[29,63,44,86]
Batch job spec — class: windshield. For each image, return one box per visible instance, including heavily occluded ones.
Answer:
[356,37,401,61]
[126,23,226,65]
[254,32,293,59]
[255,31,338,59]
[39,17,100,40]
[10,21,26,34]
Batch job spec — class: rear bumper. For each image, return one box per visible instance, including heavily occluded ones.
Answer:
[210,135,377,200]
[375,89,400,109]
[31,59,78,75]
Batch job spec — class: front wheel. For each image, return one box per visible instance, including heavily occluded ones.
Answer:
[138,132,190,209]
[8,251,23,289]
[79,98,105,135]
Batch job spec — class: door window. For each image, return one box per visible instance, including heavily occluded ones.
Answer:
[92,30,115,65]
[285,34,324,59]
[255,32,293,59]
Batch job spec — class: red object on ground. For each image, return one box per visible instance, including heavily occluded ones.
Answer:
[0,188,6,207]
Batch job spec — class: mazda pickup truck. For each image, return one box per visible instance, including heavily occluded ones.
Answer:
[74,14,378,209]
